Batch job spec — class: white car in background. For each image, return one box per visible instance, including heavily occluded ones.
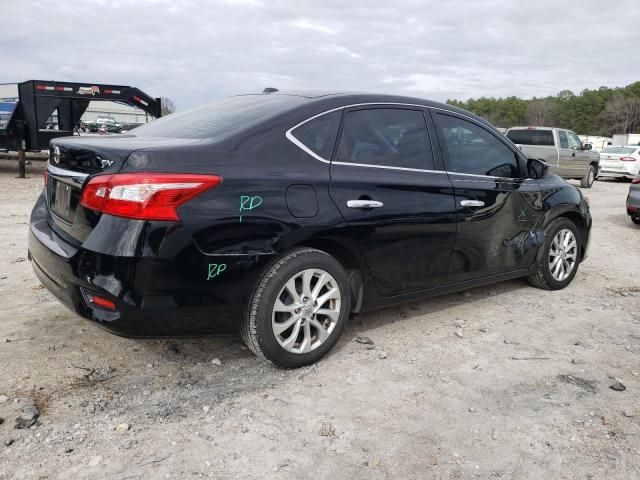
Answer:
[598,146,640,181]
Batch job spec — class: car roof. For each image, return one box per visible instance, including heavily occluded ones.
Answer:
[236,90,495,130]
[239,90,452,108]
[508,126,555,130]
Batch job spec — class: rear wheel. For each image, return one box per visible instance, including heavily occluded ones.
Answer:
[528,217,582,290]
[241,248,351,368]
[632,216,640,225]
[580,164,596,188]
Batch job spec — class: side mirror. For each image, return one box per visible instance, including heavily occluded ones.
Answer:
[583,144,592,150]
[527,158,549,180]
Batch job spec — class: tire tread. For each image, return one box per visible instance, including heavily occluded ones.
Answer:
[240,247,333,366]
[580,164,596,188]
[527,217,579,290]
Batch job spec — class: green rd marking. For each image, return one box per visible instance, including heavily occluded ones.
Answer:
[207,263,227,280]
[239,195,263,222]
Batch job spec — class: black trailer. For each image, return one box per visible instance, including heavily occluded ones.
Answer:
[0,80,161,175]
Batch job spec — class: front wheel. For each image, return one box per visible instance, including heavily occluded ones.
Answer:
[241,248,351,368]
[528,217,582,290]
[580,164,597,188]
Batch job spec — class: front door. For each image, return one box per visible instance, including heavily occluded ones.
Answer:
[566,130,589,177]
[328,107,457,297]
[431,110,542,282]
[557,129,578,178]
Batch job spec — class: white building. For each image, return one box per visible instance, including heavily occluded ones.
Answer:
[0,82,152,126]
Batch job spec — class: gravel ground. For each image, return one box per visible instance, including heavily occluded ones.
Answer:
[0,161,638,480]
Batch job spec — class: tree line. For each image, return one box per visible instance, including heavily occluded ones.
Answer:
[447,81,640,136]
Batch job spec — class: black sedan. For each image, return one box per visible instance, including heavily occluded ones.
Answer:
[29,91,591,368]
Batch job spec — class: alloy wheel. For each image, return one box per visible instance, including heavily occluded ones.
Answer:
[271,268,341,354]
[548,229,577,282]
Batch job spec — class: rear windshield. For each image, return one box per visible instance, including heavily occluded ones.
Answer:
[507,129,554,146]
[133,95,307,140]
[601,146,637,154]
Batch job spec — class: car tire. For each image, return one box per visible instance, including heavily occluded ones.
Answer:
[580,165,596,188]
[528,217,582,291]
[241,247,351,368]
[632,216,640,225]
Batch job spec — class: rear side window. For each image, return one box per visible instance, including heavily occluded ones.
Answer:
[336,109,434,170]
[435,113,519,178]
[558,131,569,149]
[290,110,341,160]
[506,129,554,146]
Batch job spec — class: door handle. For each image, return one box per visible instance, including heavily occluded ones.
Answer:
[347,200,384,209]
[460,200,485,207]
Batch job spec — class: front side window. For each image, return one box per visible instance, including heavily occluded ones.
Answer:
[337,109,434,170]
[290,110,341,160]
[435,113,519,178]
[567,131,582,150]
[558,130,569,149]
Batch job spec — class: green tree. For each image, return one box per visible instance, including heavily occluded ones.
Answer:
[447,83,640,134]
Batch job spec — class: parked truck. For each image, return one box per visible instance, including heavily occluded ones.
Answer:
[506,127,600,188]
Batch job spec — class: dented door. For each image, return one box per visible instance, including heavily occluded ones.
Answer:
[445,176,543,281]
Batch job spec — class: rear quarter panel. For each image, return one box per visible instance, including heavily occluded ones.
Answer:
[171,128,345,257]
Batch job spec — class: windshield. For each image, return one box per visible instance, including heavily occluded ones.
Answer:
[601,146,637,154]
[133,94,307,140]
[506,129,554,146]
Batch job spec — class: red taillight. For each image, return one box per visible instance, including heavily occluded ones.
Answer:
[620,156,636,162]
[632,176,640,184]
[80,288,117,310]
[80,173,222,221]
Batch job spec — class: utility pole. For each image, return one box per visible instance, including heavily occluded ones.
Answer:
[17,120,26,179]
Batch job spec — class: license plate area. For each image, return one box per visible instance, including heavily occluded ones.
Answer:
[50,178,79,222]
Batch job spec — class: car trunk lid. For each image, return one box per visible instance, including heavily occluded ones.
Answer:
[46,136,201,243]
[600,148,638,169]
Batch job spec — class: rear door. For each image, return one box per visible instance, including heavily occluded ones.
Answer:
[328,106,457,296]
[431,111,542,281]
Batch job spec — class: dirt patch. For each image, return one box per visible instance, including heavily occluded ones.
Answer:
[557,374,598,394]
[0,167,639,479]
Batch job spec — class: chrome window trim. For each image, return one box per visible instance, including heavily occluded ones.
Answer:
[285,102,523,179]
[332,161,446,175]
[285,106,345,164]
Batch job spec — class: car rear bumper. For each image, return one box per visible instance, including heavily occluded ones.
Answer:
[598,164,638,178]
[28,193,275,337]
[599,172,635,179]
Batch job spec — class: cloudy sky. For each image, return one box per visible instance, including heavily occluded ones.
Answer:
[2,0,639,110]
